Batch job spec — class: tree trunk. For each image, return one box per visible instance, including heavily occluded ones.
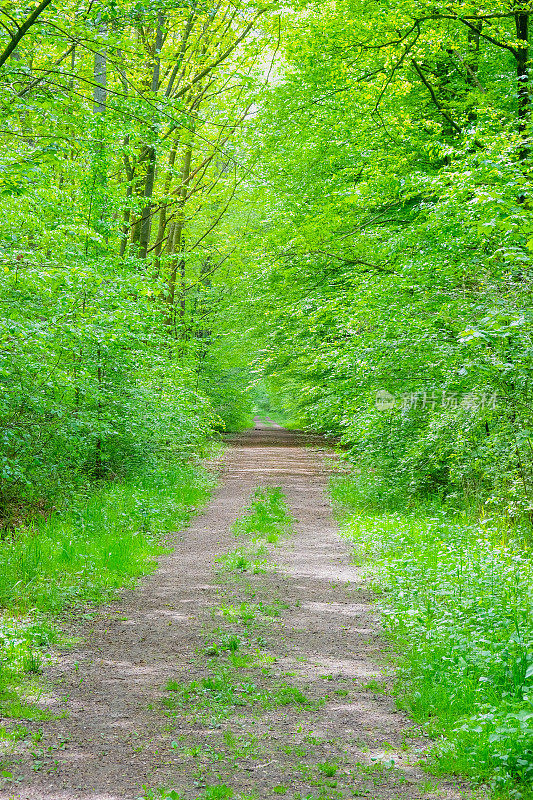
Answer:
[152,135,179,277]
[119,137,134,258]
[86,19,108,253]
[93,17,107,114]
[139,12,165,260]
[516,9,529,161]
[167,138,193,313]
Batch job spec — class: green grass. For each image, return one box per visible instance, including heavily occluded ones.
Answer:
[215,600,288,627]
[231,487,293,544]
[317,762,338,777]
[0,462,211,715]
[0,463,211,613]
[137,786,235,800]
[202,631,242,657]
[217,602,260,624]
[215,487,294,576]
[265,684,313,708]
[215,546,267,575]
[163,660,316,718]
[331,474,533,799]
[215,487,293,576]
[164,666,262,713]
[138,789,185,800]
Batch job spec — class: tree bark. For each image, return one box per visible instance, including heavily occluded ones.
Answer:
[167,136,194,333]
[139,12,165,260]
[119,137,134,257]
[93,17,107,114]
[515,8,529,160]
[152,135,179,277]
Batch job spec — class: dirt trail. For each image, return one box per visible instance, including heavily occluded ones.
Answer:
[1,427,476,800]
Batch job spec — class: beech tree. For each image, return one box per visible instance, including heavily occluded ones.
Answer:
[233,0,533,513]
[0,0,276,506]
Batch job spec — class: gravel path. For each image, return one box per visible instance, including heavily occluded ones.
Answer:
[1,427,478,800]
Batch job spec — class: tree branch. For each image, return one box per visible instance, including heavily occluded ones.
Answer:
[0,0,55,69]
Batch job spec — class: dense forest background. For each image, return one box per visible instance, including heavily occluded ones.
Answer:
[1,0,532,519]
[1,2,533,795]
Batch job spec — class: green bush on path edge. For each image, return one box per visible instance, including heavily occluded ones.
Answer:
[330,473,533,800]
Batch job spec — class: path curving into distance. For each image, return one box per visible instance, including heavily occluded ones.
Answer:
[1,426,477,800]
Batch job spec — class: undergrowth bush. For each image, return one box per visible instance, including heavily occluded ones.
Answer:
[331,474,533,799]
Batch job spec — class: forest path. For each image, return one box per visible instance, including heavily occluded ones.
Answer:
[2,427,477,800]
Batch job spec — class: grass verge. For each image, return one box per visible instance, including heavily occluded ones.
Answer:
[0,461,213,720]
[330,474,533,800]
